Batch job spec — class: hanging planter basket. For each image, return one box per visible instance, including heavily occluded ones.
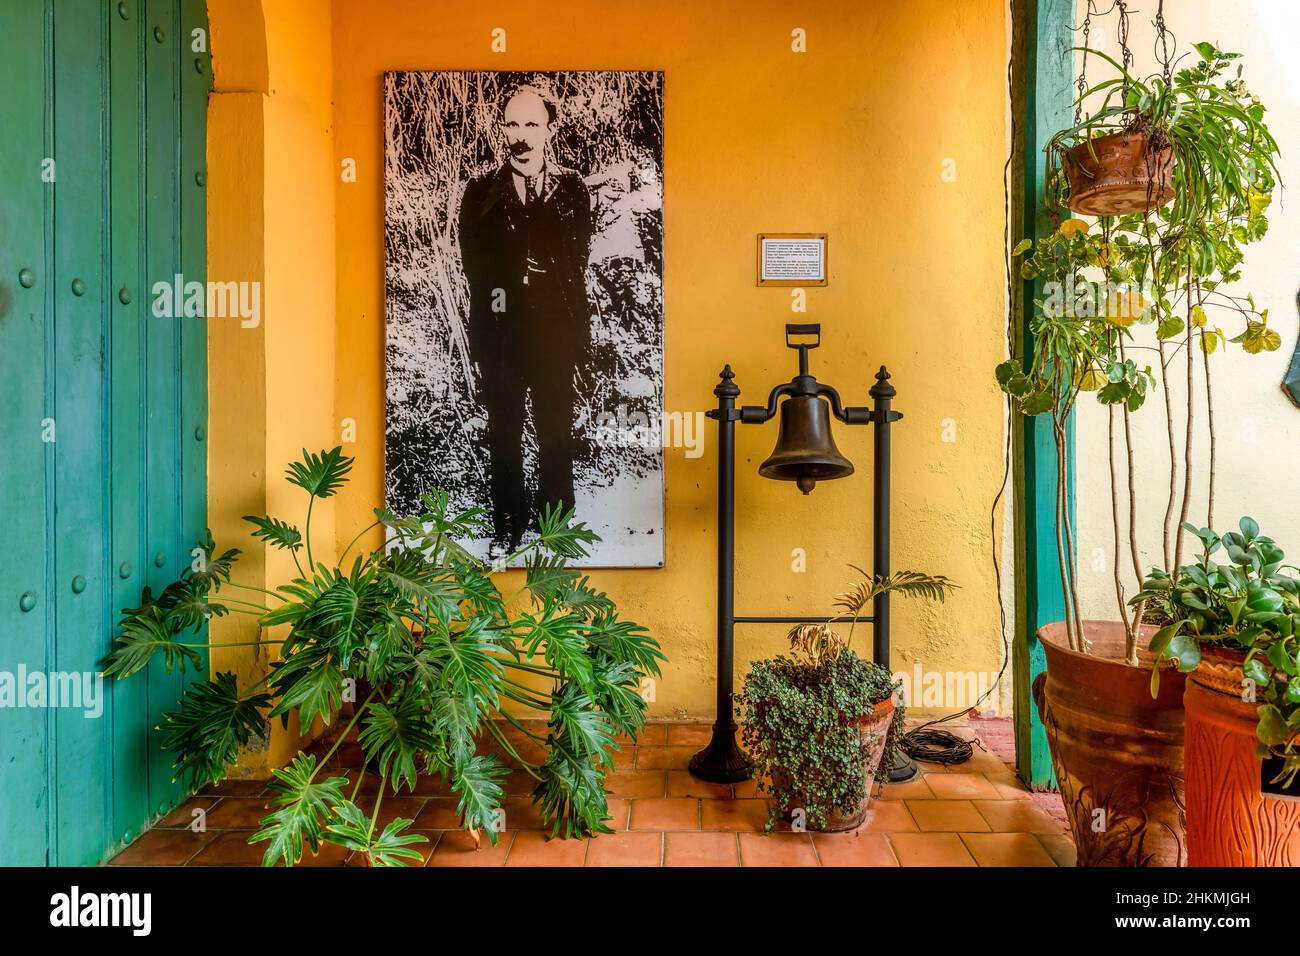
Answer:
[1063,130,1174,217]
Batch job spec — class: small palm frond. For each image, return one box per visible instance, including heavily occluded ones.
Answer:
[285,446,354,499]
[787,623,846,662]
[833,568,958,617]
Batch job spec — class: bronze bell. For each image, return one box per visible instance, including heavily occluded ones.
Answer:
[758,394,854,494]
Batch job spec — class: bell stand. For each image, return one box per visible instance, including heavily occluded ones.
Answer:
[688,323,914,784]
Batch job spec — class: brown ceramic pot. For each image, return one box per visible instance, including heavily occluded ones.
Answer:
[1184,645,1300,866]
[774,692,897,832]
[1064,131,1174,216]
[1033,620,1187,866]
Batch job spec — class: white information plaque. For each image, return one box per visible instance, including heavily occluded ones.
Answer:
[757,233,827,286]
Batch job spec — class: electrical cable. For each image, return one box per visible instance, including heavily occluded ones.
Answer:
[897,11,1019,768]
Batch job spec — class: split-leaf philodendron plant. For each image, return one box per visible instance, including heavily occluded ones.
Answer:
[996,42,1282,663]
[101,447,665,866]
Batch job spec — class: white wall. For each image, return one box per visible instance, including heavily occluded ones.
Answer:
[1073,0,1300,620]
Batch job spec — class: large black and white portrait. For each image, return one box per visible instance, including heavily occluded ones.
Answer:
[384,70,665,567]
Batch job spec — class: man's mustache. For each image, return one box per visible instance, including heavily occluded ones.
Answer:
[508,141,534,157]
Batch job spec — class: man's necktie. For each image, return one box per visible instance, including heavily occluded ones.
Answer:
[524,175,537,205]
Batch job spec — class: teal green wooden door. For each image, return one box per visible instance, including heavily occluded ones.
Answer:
[0,0,210,866]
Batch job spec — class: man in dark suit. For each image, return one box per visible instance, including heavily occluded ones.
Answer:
[458,84,594,553]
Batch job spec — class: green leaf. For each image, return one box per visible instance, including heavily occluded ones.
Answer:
[285,446,354,499]
[1166,633,1202,672]
[359,693,439,793]
[451,754,507,841]
[101,603,203,679]
[248,753,348,867]
[364,818,428,867]
[1156,315,1185,340]
[243,515,303,552]
[1257,704,1291,746]
[268,647,345,731]
[1244,656,1271,687]
[160,673,272,789]
[535,503,600,559]
[1148,621,1185,656]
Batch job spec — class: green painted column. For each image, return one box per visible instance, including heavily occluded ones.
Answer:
[1012,0,1076,790]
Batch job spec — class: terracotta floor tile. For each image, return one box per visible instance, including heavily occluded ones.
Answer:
[610,746,638,771]
[858,800,917,832]
[189,831,270,866]
[506,830,589,866]
[429,829,513,866]
[1035,832,1078,867]
[414,798,463,830]
[812,831,899,867]
[585,831,662,867]
[293,841,351,867]
[985,774,1034,801]
[666,723,713,746]
[606,770,667,799]
[500,796,547,830]
[888,832,978,867]
[502,768,539,796]
[635,746,698,770]
[664,831,740,866]
[108,827,215,866]
[667,770,732,799]
[972,800,1063,834]
[907,800,991,832]
[203,797,270,830]
[925,774,1002,800]
[354,795,428,831]
[961,832,1058,867]
[738,832,819,867]
[626,723,667,746]
[699,798,770,831]
[943,751,1013,774]
[197,778,267,798]
[327,741,365,768]
[411,773,455,797]
[156,796,221,829]
[630,797,700,830]
[880,777,934,800]
[603,798,631,830]
[732,776,771,798]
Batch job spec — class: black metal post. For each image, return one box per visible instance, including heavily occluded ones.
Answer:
[870,365,915,782]
[689,365,753,782]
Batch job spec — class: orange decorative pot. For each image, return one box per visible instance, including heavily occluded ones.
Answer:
[1184,645,1300,866]
[1034,621,1187,866]
[775,692,897,832]
[1063,131,1174,216]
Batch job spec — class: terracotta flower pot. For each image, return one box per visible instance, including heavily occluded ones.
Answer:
[1063,130,1174,216]
[773,692,897,832]
[1184,645,1300,866]
[1034,621,1187,866]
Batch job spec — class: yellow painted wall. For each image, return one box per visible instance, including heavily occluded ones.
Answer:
[329,0,1014,717]
[208,0,338,772]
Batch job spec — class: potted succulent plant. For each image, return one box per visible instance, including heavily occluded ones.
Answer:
[998,39,1281,866]
[1139,518,1300,866]
[738,570,954,832]
[102,447,665,866]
